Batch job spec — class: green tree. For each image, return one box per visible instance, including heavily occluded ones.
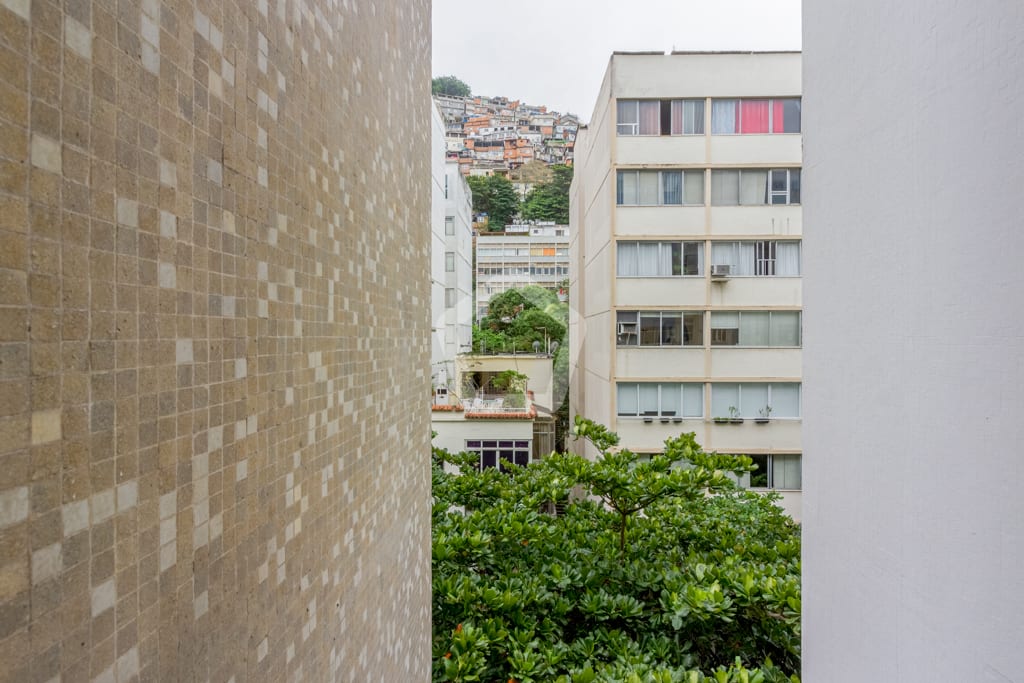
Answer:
[466,174,520,230]
[432,419,802,682]
[432,75,471,97]
[521,164,573,224]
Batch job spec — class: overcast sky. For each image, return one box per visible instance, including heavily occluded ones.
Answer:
[432,0,801,122]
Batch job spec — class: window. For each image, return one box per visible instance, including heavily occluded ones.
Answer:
[616,170,704,205]
[465,439,531,471]
[616,99,705,136]
[711,241,800,276]
[746,454,802,490]
[445,216,455,235]
[616,383,703,418]
[617,311,703,346]
[711,383,800,419]
[710,311,801,346]
[445,252,455,272]
[711,169,800,205]
[711,98,801,134]
[444,288,456,308]
[617,241,703,277]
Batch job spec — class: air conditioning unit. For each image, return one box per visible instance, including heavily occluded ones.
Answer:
[710,264,732,279]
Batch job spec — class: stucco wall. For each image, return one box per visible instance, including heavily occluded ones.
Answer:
[803,3,1024,679]
[0,0,432,680]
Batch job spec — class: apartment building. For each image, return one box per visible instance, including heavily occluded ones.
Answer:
[432,104,475,389]
[569,52,802,518]
[476,224,571,319]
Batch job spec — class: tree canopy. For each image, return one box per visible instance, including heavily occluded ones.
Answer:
[474,288,566,354]
[432,418,802,682]
[433,75,472,97]
[521,164,573,224]
[466,174,520,230]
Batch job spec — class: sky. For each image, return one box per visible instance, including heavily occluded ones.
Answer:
[432,0,802,122]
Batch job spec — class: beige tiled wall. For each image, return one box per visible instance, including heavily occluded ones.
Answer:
[0,0,432,680]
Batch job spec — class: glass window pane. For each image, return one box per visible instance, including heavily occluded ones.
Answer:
[790,169,801,203]
[749,454,770,487]
[445,217,455,235]
[770,311,801,346]
[617,311,638,345]
[773,454,802,489]
[682,383,704,417]
[771,170,788,192]
[711,99,737,134]
[638,171,659,205]
[684,171,704,204]
[639,313,661,345]
[770,384,800,417]
[660,383,680,416]
[617,100,638,135]
[617,383,638,416]
[711,383,738,418]
[711,170,739,205]
[661,312,682,346]
[639,242,661,275]
[638,101,660,135]
[710,312,739,346]
[661,171,683,205]
[782,99,801,133]
[617,171,637,205]
[739,170,769,205]
[683,312,703,346]
[682,242,700,275]
[741,383,769,418]
[639,384,659,415]
[739,312,770,346]
[687,100,705,134]
[617,242,638,276]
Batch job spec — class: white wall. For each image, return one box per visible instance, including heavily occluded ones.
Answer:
[445,161,474,361]
[430,103,448,384]
[803,3,1024,680]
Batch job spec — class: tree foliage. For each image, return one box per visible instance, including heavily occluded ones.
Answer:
[474,288,565,354]
[466,174,520,230]
[433,75,472,97]
[432,418,802,682]
[521,164,573,224]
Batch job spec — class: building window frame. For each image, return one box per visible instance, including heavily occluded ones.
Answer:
[745,453,802,490]
[445,216,455,235]
[616,169,705,206]
[711,382,801,419]
[709,311,801,347]
[445,252,455,272]
[464,439,531,471]
[616,382,704,419]
[710,168,801,206]
[616,99,706,136]
[710,240,800,276]
[710,98,801,134]
[616,310,704,347]
[616,241,704,277]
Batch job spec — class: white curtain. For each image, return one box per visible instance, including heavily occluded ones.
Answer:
[617,383,638,415]
[773,454,802,490]
[740,312,770,345]
[617,242,639,276]
[660,384,681,416]
[638,384,659,414]
[662,171,683,205]
[770,311,801,346]
[633,242,657,276]
[776,242,801,275]
[617,171,637,205]
[673,100,705,134]
[739,170,769,205]
[682,383,704,417]
[770,383,800,417]
[711,99,737,134]
[684,171,704,204]
[711,170,739,205]
[638,171,659,205]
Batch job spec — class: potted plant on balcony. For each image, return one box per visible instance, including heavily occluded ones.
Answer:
[755,406,772,424]
[728,406,744,424]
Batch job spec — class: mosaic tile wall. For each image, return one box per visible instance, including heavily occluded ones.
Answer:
[0,0,432,680]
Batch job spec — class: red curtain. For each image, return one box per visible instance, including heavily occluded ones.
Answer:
[740,100,769,133]
[772,100,786,133]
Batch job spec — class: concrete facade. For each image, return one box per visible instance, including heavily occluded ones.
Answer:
[570,53,803,518]
[475,224,569,319]
[0,1,431,680]
[803,3,1024,679]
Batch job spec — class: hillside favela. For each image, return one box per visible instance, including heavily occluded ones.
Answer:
[1,2,1021,683]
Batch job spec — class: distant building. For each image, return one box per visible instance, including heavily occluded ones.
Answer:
[431,103,474,390]
[570,51,803,519]
[476,225,570,319]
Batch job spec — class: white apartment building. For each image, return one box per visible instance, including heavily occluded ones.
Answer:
[569,52,803,518]
[476,224,570,318]
[431,104,474,389]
